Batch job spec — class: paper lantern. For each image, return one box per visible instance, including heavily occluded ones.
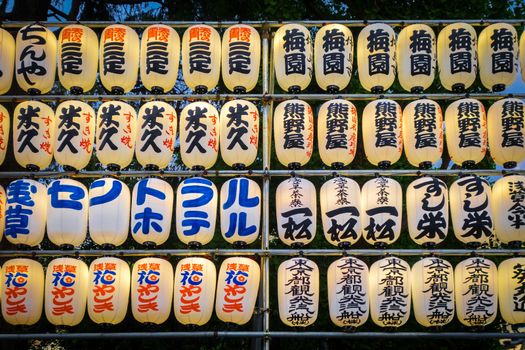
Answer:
[317,99,358,168]
[437,23,477,92]
[181,25,221,93]
[99,24,139,94]
[88,177,130,247]
[369,256,411,327]
[449,176,493,246]
[140,24,180,93]
[0,28,15,94]
[361,177,402,247]
[95,100,137,170]
[276,177,316,247]
[220,177,261,246]
[176,177,218,248]
[406,177,449,246]
[273,99,314,169]
[131,257,173,324]
[278,257,319,327]
[222,24,261,93]
[273,24,313,93]
[136,101,177,170]
[46,178,88,248]
[219,99,259,169]
[131,178,173,247]
[13,100,55,171]
[216,257,260,325]
[521,31,525,83]
[455,257,498,326]
[53,100,96,170]
[45,257,88,326]
[445,98,487,168]
[362,99,402,168]
[0,104,9,166]
[179,101,219,170]
[1,258,44,325]
[487,98,525,168]
[320,177,361,247]
[58,24,98,94]
[15,24,56,94]
[357,23,396,93]
[314,23,353,93]
[402,99,443,168]
[492,175,525,245]
[478,23,518,92]
[87,257,130,325]
[0,185,5,242]
[498,257,525,324]
[173,257,216,326]
[396,24,436,93]
[327,256,369,327]
[411,257,454,327]
[5,179,47,247]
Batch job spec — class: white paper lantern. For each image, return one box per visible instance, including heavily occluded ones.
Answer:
[0,184,5,242]
[498,257,525,324]
[0,28,15,95]
[0,104,10,166]
[521,30,525,84]
[492,175,525,245]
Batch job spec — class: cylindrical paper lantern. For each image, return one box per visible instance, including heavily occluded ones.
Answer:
[0,28,15,95]
[0,104,10,166]
[521,30,525,84]
[498,257,525,324]
[0,185,5,242]
[492,175,525,245]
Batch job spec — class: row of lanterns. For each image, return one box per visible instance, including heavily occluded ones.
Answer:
[1,96,523,171]
[0,22,524,95]
[1,173,524,249]
[2,255,525,328]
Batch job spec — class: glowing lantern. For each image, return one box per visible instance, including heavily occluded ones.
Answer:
[437,23,477,92]
[13,100,55,171]
[5,179,47,247]
[498,257,525,324]
[0,185,4,242]
[219,99,259,169]
[276,177,316,247]
[320,177,361,247]
[273,99,314,169]
[136,101,177,170]
[361,177,402,247]
[273,24,313,93]
[314,23,353,93]
[58,24,98,94]
[182,25,221,93]
[179,101,219,170]
[222,24,261,93]
[95,100,137,170]
[396,24,436,93]
[411,257,454,327]
[1,258,44,325]
[131,178,173,247]
[176,177,218,248]
[357,23,396,93]
[0,104,10,166]
[445,98,487,168]
[87,257,130,325]
[449,176,493,246]
[492,175,525,245]
[15,24,56,94]
[402,99,443,168]
[46,178,88,248]
[406,177,449,246]
[455,257,498,326]
[478,23,518,92]
[487,98,525,168]
[362,99,402,168]
[216,257,260,325]
[317,99,358,168]
[45,257,88,326]
[327,256,369,327]
[88,177,130,248]
[521,31,525,83]
[0,28,15,94]
[173,257,216,326]
[278,257,319,327]
[131,257,173,324]
[53,100,95,170]
[141,24,180,94]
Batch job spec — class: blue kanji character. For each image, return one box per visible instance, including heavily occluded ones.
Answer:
[133,207,163,234]
[89,179,122,206]
[4,272,28,287]
[182,211,210,236]
[52,271,76,287]
[225,212,257,238]
[181,178,214,207]
[48,181,85,210]
[223,178,259,238]
[5,204,32,238]
[7,180,37,207]
[93,270,116,285]
[137,270,160,285]
[181,270,203,285]
[136,179,165,205]
[225,270,248,285]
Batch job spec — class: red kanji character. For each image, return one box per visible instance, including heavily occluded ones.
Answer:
[163,138,174,151]
[121,135,132,149]
[40,141,52,154]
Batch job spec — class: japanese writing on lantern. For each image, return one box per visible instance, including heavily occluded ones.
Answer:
[98,104,120,151]
[321,28,350,75]
[5,180,36,238]
[413,178,447,240]
[501,100,524,148]
[189,26,212,74]
[223,178,260,239]
[92,262,117,313]
[185,105,217,153]
[335,258,367,325]
[490,27,515,74]
[60,27,83,75]
[48,180,85,211]
[181,178,214,236]
[374,101,398,148]
[326,177,359,243]
[17,25,48,86]
[57,104,81,154]
[413,102,437,149]
[283,102,305,150]
[0,111,6,152]
[508,180,525,229]
[51,264,77,316]
[325,102,349,150]
[365,178,398,243]
[133,180,166,235]
[222,262,250,313]
[457,176,493,239]
[422,259,453,325]
[145,27,170,75]
[512,262,525,312]
[457,101,481,148]
[283,28,308,75]
[463,258,494,326]
[281,178,313,242]
[103,27,127,75]
[409,29,433,76]
[448,28,473,74]
[225,103,249,150]
[4,264,29,315]
[17,105,52,155]
[228,27,251,75]
[366,28,391,76]
[136,262,160,312]
[378,258,408,326]
[284,258,315,325]
[140,105,165,153]
[89,178,123,207]
[179,263,204,314]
